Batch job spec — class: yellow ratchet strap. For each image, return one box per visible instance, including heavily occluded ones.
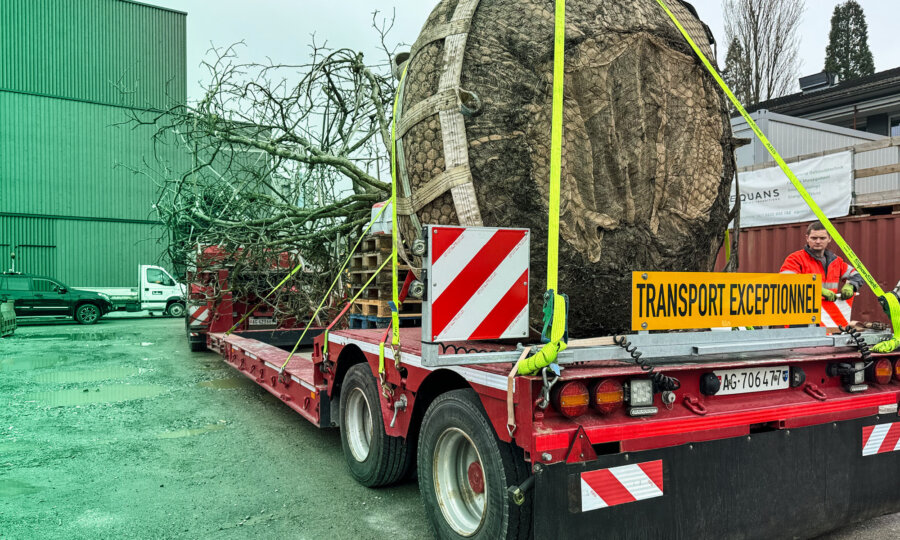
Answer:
[389,65,408,349]
[655,0,900,351]
[523,0,568,375]
[280,207,391,369]
[225,260,304,335]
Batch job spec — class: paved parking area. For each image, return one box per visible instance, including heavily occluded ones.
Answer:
[1,316,898,539]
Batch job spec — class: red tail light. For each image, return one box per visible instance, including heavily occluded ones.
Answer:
[894,359,900,382]
[551,381,589,418]
[869,359,893,385]
[591,379,624,415]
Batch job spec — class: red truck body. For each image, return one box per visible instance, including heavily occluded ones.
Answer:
[185,246,322,352]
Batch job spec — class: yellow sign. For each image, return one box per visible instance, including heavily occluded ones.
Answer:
[631,272,821,331]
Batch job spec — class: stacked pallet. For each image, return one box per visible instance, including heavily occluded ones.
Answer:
[348,235,422,329]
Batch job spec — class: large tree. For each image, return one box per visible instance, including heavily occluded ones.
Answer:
[723,0,805,104]
[723,37,753,107]
[824,1,875,81]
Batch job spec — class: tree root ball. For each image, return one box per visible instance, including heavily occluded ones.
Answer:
[398,0,736,336]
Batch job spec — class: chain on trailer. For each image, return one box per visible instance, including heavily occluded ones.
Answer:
[655,0,900,354]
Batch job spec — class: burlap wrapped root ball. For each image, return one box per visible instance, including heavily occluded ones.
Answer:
[396,0,735,336]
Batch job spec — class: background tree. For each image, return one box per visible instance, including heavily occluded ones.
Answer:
[824,1,875,81]
[723,0,805,104]
[128,17,401,323]
[722,37,753,107]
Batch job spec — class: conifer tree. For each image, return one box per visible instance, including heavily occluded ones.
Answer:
[723,38,752,107]
[824,1,876,81]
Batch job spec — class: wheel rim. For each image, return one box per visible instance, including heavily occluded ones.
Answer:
[433,427,487,536]
[79,305,98,323]
[345,387,374,462]
[169,303,185,317]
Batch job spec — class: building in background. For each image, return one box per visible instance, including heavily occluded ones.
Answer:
[0,0,187,286]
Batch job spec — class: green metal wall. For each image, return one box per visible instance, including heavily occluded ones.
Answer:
[0,0,186,109]
[0,216,167,287]
[0,0,187,287]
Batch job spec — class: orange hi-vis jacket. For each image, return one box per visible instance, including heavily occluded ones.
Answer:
[780,246,863,292]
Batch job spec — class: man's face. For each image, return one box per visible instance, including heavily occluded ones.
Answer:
[806,230,830,252]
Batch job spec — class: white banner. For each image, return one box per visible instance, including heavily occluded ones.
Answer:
[731,151,852,228]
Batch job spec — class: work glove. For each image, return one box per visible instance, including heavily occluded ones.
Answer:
[841,283,855,300]
[872,338,899,354]
[821,287,836,302]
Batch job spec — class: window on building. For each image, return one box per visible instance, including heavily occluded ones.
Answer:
[891,117,900,137]
[33,279,62,292]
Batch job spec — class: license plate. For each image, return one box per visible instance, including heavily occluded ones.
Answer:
[714,365,790,395]
[249,317,276,326]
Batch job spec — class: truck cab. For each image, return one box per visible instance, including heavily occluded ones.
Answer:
[138,264,185,315]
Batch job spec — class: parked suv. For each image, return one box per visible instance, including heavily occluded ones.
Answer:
[0,273,114,324]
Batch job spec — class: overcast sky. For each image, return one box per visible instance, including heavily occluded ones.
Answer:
[148,0,899,102]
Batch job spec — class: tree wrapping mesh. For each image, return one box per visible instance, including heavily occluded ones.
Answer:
[398,0,735,336]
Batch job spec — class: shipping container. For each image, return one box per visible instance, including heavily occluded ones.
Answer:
[716,213,900,324]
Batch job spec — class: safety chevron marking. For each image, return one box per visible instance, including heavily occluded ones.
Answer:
[821,297,852,328]
[862,422,900,456]
[580,460,664,512]
[188,303,210,327]
[427,226,529,342]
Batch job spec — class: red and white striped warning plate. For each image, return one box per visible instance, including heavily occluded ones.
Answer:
[862,422,900,456]
[424,226,529,342]
[188,303,210,328]
[821,296,852,328]
[580,460,664,512]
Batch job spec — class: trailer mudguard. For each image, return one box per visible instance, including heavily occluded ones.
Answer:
[534,414,900,539]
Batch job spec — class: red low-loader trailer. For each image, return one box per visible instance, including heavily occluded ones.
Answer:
[186,246,324,352]
[207,224,900,539]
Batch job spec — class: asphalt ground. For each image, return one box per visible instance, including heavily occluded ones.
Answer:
[1,315,898,539]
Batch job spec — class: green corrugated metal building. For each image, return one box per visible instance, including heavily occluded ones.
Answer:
[0,0,187,286]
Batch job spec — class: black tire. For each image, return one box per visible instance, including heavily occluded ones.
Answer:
[189,339,206,352]
[339,363,411,487]
[165,301,186,318]
[74,303,101,325]
[418,389,532,540]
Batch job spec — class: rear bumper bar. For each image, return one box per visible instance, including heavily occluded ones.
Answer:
[534,414,900,539]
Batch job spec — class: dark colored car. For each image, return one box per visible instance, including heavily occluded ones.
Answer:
[0,272,114,324]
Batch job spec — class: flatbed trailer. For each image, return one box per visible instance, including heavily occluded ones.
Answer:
[208,324,900,539]
[198,1,900,535]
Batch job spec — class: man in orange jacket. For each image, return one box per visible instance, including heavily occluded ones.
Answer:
[780,222,863,300]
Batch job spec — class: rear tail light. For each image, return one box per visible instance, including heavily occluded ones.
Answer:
[869,359,893,385]
[894,359,900,382]
[591,379,624,415]
[551,381,589,418]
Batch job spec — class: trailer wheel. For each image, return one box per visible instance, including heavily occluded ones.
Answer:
[418,389,531,539]
[339,364,410,487]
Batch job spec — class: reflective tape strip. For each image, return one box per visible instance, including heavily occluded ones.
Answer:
[327,333,508,391]
[580,460,664,512]
[820,298,852,328]
[862,422,900,456]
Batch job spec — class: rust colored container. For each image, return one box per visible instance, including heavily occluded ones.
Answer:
[715,214,900,323]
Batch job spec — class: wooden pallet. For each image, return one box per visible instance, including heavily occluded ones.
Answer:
[362,234,393,253]
[349,266,412,286]
[352,298,422,318]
